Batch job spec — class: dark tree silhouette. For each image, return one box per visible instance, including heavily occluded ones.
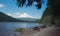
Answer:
[15,0,60,25]
[47,0,60,17]
[40,0,60,25]
[15,0,60,12]
[16,0,42,9]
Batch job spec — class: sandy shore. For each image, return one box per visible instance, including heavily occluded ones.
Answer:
[20,28,39,36]
[20,26,60,36]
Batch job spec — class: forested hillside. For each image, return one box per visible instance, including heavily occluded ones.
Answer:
[0,11,22,22]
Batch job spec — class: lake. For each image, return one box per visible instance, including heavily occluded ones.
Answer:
[0,22,40,36]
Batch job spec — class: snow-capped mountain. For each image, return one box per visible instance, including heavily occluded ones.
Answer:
[16,13,36,18]
[16,13,38,21]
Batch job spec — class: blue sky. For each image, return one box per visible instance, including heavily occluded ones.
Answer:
[0,0,48,19]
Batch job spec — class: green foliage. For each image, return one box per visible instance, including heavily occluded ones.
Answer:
[39,0,60,26]
[42,6,54,18]
[48,0,60,17]
[39,6,53,25]
[40,7,55,25]
[0,12,22,22]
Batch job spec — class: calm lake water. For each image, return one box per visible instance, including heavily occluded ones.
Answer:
[0,22,39,36]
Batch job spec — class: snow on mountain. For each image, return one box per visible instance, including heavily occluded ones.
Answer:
[16,13,36,18]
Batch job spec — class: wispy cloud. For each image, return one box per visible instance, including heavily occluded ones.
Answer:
[7,13,12,16]
[0,4,4,8]
[6,12,36,18]
[6,12,21,18]
[14,12,21,15]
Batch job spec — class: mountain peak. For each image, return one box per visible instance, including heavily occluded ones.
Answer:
[17,13,35,18]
